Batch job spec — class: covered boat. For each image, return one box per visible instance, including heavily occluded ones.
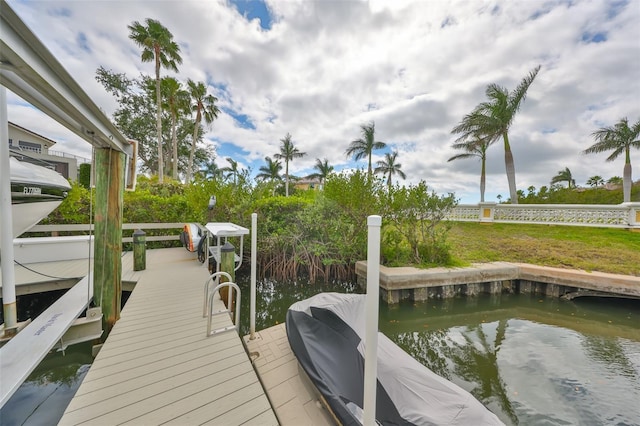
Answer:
[286,293,504,425]
[4,156,71,239]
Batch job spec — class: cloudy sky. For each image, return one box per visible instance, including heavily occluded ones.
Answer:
[5,0,640,203]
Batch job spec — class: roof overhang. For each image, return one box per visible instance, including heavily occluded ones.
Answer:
[0,0,132,155]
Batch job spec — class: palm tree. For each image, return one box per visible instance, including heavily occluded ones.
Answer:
[222,157,240,186]
[448,136,491,202]
[256,156,282,182]
[550,167,576,189]
[375,151,406,190]
[186,79,220,182]
[200,161,223,181]
[274,133,306,196]
[607,176,623,186]
[161,77,188,180]
[451,66,541,204]
[307,158,334,187]
[128,18,182,183]
[584,117,640,202]
[586,175,604,188]
[345,121,387,179]
[256,156,282,196]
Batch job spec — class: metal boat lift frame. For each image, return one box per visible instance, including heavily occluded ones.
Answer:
[0,0,133,408]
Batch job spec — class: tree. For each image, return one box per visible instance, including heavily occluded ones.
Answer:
[256,156,282,196]
[128,18,182,183]
[186,79,219,182]
[586,175,604,188]
[375,151,406,190]
[345,121,387,179]
[607,176,623,186]
[222,157,241,186]
[307,158,334,187]
[448,136,490,202]
[584,117,640,202]
[200,160,223,181]
[160,77,188,180]
[550,167,575,189]
[274,133,306,196]
[95,67,213,176]
[256,156,282,182]
[451,66,541,204]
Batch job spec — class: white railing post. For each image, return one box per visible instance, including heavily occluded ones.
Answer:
[250,213,257,340]
[363,215,381,426]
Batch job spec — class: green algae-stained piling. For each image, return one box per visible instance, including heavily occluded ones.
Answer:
[132,229,146,271]
[93,148,125,335]
[59,247,278,425]
[220,242,236,311]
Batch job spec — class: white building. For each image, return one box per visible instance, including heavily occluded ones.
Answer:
[7,121,88,180]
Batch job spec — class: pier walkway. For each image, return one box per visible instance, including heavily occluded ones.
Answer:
[58,248,278,425]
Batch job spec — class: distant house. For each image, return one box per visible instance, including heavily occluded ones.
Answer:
[294,177,323,191]
[7,121,86,180]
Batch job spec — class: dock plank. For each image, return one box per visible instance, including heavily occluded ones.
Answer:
[245,323,335,426]
[59,248,278,426]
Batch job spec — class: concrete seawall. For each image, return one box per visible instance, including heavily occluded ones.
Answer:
[355,261,640,304]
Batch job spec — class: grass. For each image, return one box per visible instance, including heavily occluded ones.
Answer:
[446,222,640,276]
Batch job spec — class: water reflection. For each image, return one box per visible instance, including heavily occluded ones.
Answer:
[0,342,92,425]
[380,296,640,425]
[3,279,639,426]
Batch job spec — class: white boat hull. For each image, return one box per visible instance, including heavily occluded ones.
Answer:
[8,200,64,238]
[2,156,71,241]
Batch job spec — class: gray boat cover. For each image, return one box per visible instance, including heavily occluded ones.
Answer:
[286,293,504,425]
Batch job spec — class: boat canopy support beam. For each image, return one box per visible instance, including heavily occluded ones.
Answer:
[0,0,132,155]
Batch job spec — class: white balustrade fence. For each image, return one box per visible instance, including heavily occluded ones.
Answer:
[447,202,640,229]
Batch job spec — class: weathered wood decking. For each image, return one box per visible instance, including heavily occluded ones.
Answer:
[58,248,278,425]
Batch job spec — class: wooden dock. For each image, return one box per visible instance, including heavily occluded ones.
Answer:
[58,247,278,425]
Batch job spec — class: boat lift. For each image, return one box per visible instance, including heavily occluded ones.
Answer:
[1,0,130,408]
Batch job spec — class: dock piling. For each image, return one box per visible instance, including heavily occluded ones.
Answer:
[133,229,146,271]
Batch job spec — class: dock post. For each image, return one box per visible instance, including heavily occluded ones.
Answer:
[364,215,381,426]
[250,213,257,340]
[133,229,146,271]
[219,242,236,315]
[94,147,124,335]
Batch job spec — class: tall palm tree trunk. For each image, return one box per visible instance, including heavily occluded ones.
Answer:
[623,158,632,203]
[480,158,486,203]
[188,110,201,183]
[502,133,518,203]
[155,59,163,183]
[285,161,290,196]
[171,112,178,179]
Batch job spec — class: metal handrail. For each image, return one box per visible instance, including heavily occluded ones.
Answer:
[202,271,233,317]
[206,281,241,337]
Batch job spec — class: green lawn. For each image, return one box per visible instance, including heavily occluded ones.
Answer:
[447,222,640,276]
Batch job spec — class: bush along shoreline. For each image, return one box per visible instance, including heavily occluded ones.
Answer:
[41,171,457,281]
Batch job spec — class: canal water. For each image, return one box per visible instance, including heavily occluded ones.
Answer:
[2,279,639,425]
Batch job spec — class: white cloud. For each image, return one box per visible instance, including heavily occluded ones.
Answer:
[5,0,640,203]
